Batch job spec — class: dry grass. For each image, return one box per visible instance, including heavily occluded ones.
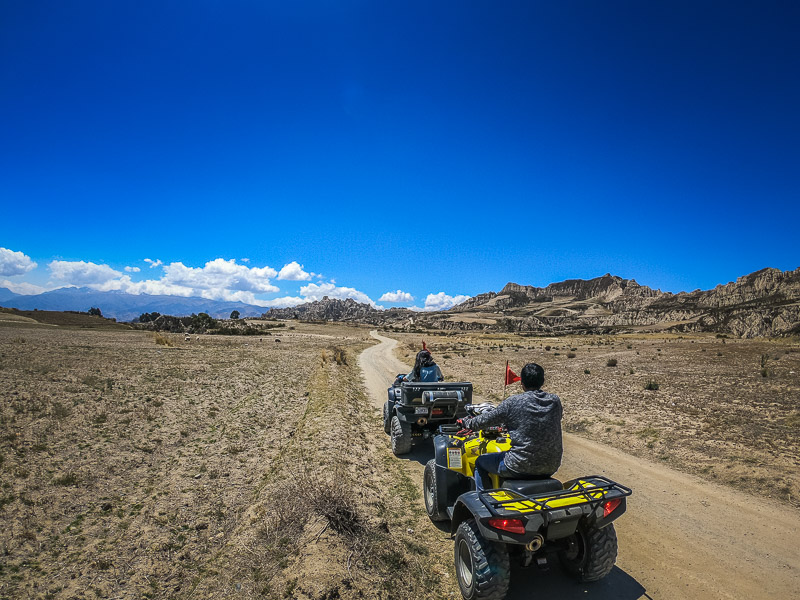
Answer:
[390,330,800,506]
[0,321,453,599]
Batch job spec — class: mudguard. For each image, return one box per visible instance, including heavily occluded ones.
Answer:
[433,435,473,507]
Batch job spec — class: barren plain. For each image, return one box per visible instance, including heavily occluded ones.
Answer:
[390,330,800,505]
[0,321,453,599]
[1,319,798,600]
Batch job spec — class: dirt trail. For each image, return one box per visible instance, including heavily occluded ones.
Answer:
[359,331,800,600]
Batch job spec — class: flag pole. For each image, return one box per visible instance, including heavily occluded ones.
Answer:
[504,360,508,399]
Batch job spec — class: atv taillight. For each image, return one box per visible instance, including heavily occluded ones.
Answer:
[603,498,621,518]
[488,518,526,535]
[432,408,444,416]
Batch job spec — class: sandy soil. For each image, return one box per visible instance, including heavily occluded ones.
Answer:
[389,331,800,506]
[3,321,797,599]
[363,331,800,600]
[0,321,459,600]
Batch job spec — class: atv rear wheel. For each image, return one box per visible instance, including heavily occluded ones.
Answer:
[390,416,412,455]
[454,519,510,600]
[383,402,392,434]
[559,522,618,582]
[424,459,449,521]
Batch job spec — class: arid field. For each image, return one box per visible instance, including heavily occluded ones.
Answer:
[390,330,800,506]
[0,319,454,600]
[1,317,798,600]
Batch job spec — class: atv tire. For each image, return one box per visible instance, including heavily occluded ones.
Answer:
[423,459,449,521]
[454,519,510,600]
[559,522,618,582]
[383,402,392,434]
[390,416,412,455]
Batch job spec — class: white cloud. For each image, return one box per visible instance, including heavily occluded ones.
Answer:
[422,292,471,312]
[258,296,308,308]
[49,260,122,285]
[0,248,37,276]
[299,282,380,308]
[277,261,312,281]
[144,258,163,269]
[42,257,285,308]
[379,289,415,303]
[0,279,50,295]
[162,258,279,293]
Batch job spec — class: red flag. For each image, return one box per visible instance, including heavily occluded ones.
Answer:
[505,362,521,385]
[422,340,428,351]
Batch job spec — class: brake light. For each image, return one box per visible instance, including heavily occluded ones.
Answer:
[603,498,621,518]
[432,408,444,416]
[487,518,526,534]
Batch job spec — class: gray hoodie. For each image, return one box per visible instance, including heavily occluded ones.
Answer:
[463,389,563,476]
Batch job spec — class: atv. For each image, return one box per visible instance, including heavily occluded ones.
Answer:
[424,406,632,600]
[383,375,473,456]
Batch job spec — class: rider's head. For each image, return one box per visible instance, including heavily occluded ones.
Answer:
[521,363,544,391]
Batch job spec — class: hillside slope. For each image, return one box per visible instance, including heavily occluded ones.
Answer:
[265,267,800,338]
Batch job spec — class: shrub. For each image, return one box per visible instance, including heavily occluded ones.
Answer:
[545,346,551,351]
[567,352,576,359]
[644,380,660,391]
[333,347,347,365]
[53,472,79,486]
[584,369,590,374]
[606,358,618,367]
[154,332,173,347]
[760,354,770,377]
[51,401,71,419]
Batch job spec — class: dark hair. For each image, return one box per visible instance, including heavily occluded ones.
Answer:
[521,363,544,390]
[412,350,435,379]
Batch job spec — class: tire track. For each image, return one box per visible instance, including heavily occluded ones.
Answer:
[359,331,800,600]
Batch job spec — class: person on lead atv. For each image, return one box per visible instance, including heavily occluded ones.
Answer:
[403,349,444,383]
[459,363,562,491]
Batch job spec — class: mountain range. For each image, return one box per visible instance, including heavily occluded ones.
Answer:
[0,286,266,322]
[264,267,800,338]
[2,267,798,337]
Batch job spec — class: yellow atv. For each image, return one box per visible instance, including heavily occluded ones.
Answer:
[424,409,631,600]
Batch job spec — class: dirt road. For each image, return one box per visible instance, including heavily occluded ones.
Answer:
[359,331,800,600]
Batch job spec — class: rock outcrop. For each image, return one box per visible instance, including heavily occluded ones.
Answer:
[263,297,414,325]
[263,268,800,338]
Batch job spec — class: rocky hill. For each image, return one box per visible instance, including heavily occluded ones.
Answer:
[263,297,414,325]
[263,268,800,338]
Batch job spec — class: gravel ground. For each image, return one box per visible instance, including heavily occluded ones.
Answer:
[389,330,800,507]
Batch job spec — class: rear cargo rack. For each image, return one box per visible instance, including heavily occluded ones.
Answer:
[480,476,632,515]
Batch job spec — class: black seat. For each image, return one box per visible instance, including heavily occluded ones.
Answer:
[500,478,562,496]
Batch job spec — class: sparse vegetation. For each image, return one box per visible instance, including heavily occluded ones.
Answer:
[644,379,660,391]
[332,347,347,365]
[153,332,173,346]
[0,321,453,599]
[606,358,618,367]
[52,472,79,486]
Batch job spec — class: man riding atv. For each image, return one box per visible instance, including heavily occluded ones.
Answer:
[459,363,562,491]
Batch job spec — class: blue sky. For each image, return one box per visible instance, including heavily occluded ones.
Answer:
[1,1,798,310]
